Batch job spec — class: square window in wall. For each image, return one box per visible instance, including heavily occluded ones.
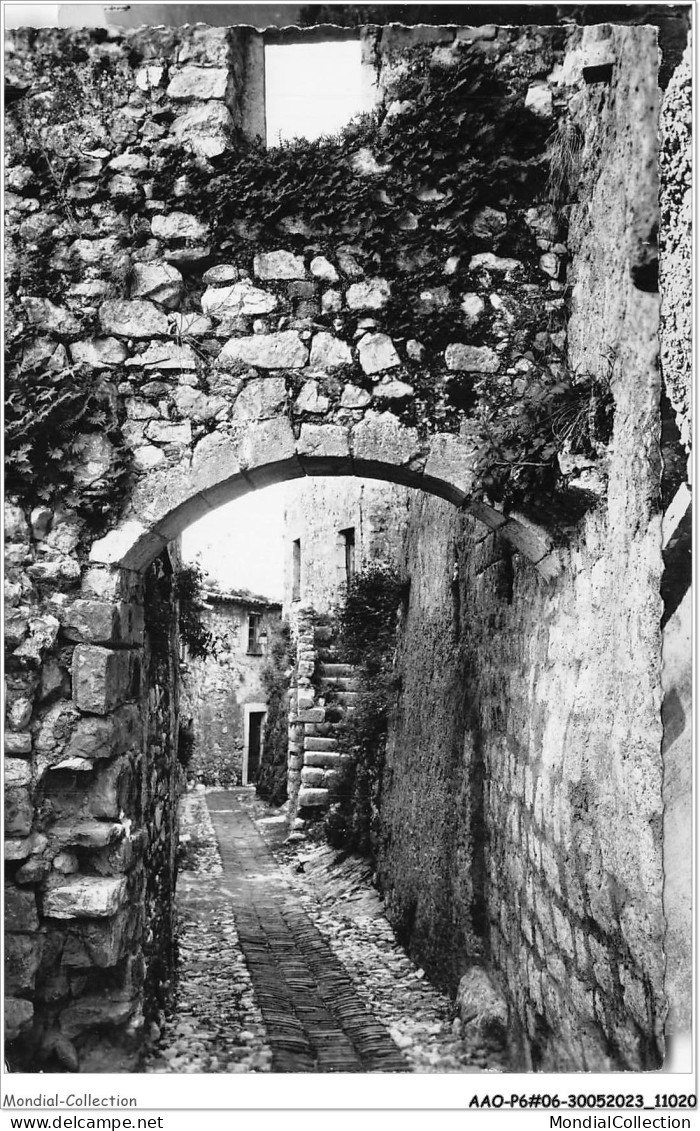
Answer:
[264,38,363,146]
[247,612,262,654]
[340,526,356,587]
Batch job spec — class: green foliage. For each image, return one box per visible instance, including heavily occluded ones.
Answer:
[144,556,176,664]
[325,565,407,857]
[177,720,195,771]
[175,565,214,660]
[469,363,615,510]
[335,563,408,669]
[5,357,133,537]
[6,34,614,527]
[152,45,550,359]
[256,623,292,807]
[146,561,213,663]
[546,119,585,209]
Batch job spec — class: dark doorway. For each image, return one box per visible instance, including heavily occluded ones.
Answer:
[247,711,266,784]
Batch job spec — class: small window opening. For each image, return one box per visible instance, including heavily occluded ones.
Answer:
[340,527,356,587]
[264,38,363,146]
[247,612,262,655]
[292,539,301,602]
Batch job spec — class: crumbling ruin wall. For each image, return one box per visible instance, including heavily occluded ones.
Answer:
[3,18,680,1074]
[379,24,670,1072]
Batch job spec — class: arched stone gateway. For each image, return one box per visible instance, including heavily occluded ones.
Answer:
[4,15,691,1076]
[90,419,557,574]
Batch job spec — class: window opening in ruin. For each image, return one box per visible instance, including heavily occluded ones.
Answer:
[264,37,363,146]
[247,612,262,654]
[292,538,301,602]
[340,526,356,586]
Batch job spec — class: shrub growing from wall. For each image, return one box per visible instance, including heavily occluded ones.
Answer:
[325,564,407,856]
[256,623,292,806]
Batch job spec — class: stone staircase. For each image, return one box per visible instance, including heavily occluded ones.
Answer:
[288,612,363,813]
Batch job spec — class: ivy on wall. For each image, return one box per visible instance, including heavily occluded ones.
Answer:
[256,623,293,807]
[154,45,551,355]
[151,43,612,515]
[5,34,614,524]
[325,564,408,857]
[5,357,133,538]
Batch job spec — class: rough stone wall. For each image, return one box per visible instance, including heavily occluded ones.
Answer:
[283,476,410,618]
[5,539,179,1071]
[140,550,181,1065]
[5,21,578,582]
[659,38,692,453]
[3,19,680,1073]
[179,594,282,786]
[379,25,668,1072]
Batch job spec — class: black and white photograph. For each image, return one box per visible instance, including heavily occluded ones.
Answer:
[2,0,694,1111]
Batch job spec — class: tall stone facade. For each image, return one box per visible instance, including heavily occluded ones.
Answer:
[283,476,410,618]
[377,24,690,1071]
[3,18,690,1074]
[179,588,282,787]
[282,477,409,812]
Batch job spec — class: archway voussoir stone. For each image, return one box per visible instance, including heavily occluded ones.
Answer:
[350,410,423,477]
[239,416,298,469]
[500,513,554,564]
[422,432,477,504]
[467,501,509,534]
[152,493,225,545]
[297,424,353,475]
[89,521,167,573]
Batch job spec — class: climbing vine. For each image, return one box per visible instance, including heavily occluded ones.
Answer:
[6,33,615,525]
[325,564,408,857]
[5,356,133,538]
[256,623,293,807]
[148,43,611,517]
[146,562,213,663]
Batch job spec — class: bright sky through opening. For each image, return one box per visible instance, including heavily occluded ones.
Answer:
[265,39,363,145]
[181,485,287,601]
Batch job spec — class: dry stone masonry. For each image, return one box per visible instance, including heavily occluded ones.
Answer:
[3,17,691,1074]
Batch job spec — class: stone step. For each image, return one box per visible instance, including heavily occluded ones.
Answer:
[318,662,355,678]
[303,752,347,769]
[301,766,345,791]
[304,736,339,752]
[297,786,330,808]
[319,676,362,692]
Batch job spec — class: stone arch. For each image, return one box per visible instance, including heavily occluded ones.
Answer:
[88,417,558,577]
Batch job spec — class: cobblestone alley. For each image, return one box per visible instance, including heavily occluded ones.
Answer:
[145,790,502,1074]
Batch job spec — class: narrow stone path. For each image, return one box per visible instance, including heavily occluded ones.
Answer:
[205,790,407,1073]
[146,788,497,1074]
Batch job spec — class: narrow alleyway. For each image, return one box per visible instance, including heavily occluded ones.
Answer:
[146,789,503,1074]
